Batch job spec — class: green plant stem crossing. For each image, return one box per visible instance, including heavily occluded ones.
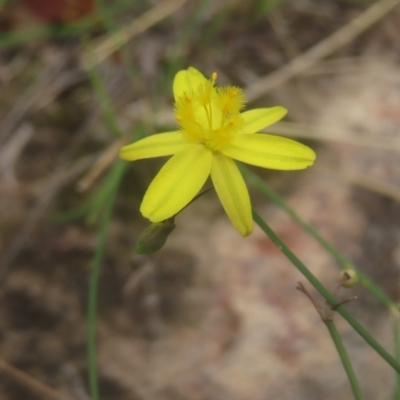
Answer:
[253,209,400,374]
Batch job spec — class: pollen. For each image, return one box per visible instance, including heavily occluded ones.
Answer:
[216,86,246,115]
[174,74,247,151]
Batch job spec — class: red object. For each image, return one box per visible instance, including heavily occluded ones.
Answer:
[20,0,94,23]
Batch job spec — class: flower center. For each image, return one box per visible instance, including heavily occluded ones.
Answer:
[174,73,246,152]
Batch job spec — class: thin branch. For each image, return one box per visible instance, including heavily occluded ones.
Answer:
[0,359,74,400]
[81,0,187,70]
[245,0,400,101]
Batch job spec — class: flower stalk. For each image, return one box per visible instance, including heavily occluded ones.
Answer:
[253,208,400,374]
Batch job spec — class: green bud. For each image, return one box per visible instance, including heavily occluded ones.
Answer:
[135,219,176,254]
[339,269,358,288]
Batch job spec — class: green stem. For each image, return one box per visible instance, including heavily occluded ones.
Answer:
[242,165,396,309]
[252,208,400,374]
[325,320,363,400]
[87,160,126,400]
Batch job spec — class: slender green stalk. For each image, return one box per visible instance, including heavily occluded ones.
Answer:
[252,209,400,373]
[87,160,126,400]
[242,165,396,309]
[325,320,363,400]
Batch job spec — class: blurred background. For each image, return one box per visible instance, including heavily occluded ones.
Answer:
[1,0,400,399]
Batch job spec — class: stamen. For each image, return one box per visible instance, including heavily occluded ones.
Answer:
[204,102,212,130]
[174,72,245,151]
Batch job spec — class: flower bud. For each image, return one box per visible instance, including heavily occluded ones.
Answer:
[135,219,175,254]
[339,269,358,288]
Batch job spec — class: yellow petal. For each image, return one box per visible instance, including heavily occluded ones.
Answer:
[211,153,253,236]
[223,133,316,170]
[173,67,207,101]
[141,144,212,221]
[241,107,287,133]
[119,132,187,161]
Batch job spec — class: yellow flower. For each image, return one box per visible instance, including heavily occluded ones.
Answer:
[120,67,316,236]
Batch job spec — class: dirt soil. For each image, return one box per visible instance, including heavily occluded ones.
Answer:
[1,1,400,399]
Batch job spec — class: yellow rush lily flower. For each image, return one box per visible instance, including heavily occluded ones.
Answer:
[120,67,316,236]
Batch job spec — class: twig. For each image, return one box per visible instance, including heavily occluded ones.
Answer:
[0,153,96,280]
[265,121,400,152]
[296,282,333,321]
[343,170,400,203]
[296,283,363,400]
[0,359,74,400]
[77,137,128,192]
[245,0,400,101]
[0,50,82,146]
[317,165,400,203]
[267,9,299,59]
[0,123,32,188]
[81,0,187,70]
[123,262,154,299]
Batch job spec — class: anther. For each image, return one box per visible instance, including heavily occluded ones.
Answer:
[211,72,217,83]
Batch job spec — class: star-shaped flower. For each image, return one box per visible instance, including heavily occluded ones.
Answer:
[120,67,316,236]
